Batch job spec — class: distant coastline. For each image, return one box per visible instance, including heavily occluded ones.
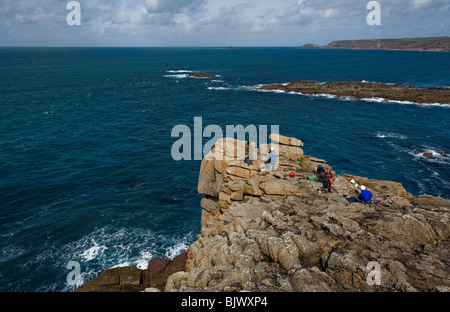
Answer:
[300,37,450,52]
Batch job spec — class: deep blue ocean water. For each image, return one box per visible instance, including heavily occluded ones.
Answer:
[0,47,449,291]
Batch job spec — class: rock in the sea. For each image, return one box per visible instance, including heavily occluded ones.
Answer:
[255,79,450,105]
[188,73,216,78]
[423,152,435,159]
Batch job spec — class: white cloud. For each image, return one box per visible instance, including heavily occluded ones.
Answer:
[0,0,448,46]
[412,0,432,8]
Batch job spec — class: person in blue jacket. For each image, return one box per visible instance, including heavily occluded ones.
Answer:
[265,147,277,171]
[358,185,372,203]
[346,185,373,204]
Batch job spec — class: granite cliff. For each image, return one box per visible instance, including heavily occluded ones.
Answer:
[76,134,450,292]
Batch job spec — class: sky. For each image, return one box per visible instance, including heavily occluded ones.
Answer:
[0,0,449,47]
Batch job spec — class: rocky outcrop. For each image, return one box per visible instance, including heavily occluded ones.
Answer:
[165,135,450,292]
[75,252,188,292]
[256,79,450,105]
[77,134,450,292]
[188,73,217,78]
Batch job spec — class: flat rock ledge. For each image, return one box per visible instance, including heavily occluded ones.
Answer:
[77,134,450,292]
[255,79,450,105]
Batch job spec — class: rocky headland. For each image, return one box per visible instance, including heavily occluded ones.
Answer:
[76,134,450,292]
[255,80,450,105]
[301,37,450,52]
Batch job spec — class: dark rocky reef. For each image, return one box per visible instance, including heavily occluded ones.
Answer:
[256,79,450,105]
[75,252,187,292]
[187,72,217,78]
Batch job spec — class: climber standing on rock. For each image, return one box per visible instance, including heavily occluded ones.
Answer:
[264,147,277,171]
[244,140,253,166]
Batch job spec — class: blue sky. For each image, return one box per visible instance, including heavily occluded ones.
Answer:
[0,0,449,46]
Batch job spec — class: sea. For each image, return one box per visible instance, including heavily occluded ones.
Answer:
[0,47,449,291]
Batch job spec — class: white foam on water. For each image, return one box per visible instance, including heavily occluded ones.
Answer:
[251,84,450,107]
[362,97,387,103]
[251,86,287,94]
[362,97,450,107]
[314,93,338,99]
[164,241,190,260]
[207,87,231,90]
[0,245,26,263]
[188,74,221,79]
[80,244,108,262]
[62,226,195,273]
[166,70,193,73]
[413,149,450,164]
[375,132,408,140]
[164,74,188,78]
[387,141,449,165]
[135,251,153,269]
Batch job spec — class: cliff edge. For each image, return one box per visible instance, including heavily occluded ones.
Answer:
[165,134,450,292]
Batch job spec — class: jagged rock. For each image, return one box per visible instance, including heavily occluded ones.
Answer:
[197,156,222,197]
[200,196,220,215]
[75,267,144,292]
[166,135,450,292]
